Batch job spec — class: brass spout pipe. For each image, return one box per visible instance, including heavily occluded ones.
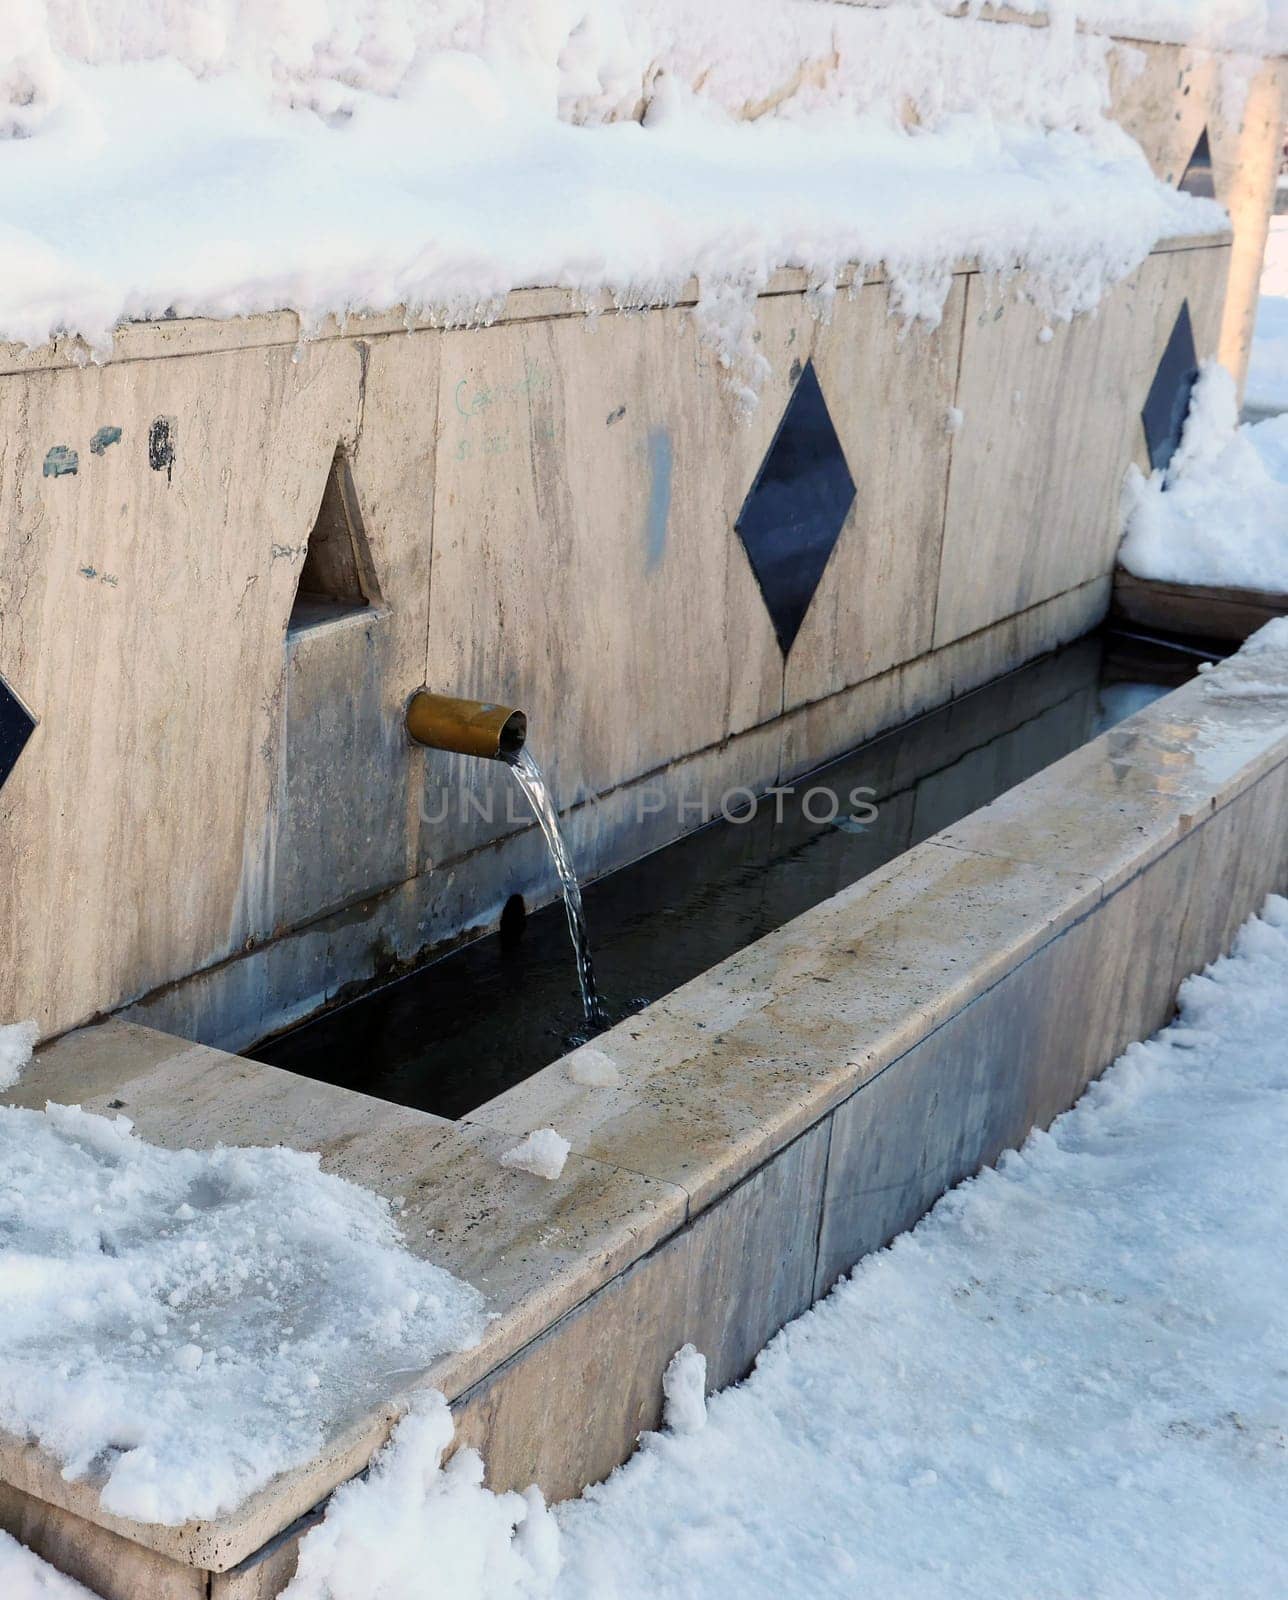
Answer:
[405,690,527,761]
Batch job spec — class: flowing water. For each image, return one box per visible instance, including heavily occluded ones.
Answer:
[255,631,1212,1118]
[504,748,606,1028]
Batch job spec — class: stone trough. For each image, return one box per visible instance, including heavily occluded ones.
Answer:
[4,628,1288,1599]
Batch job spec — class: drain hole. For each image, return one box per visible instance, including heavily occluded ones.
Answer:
[499,894,527,947]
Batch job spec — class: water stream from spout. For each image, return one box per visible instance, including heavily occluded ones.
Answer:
[504,749,606,1028]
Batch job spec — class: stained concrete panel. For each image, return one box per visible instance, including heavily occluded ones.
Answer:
[0,1481,204,1600]
[267,330,442,934]
[421,303,788,868]
[451,1226,693,1506]
[786,276,967,708]
[933,244,1229,650]
[0,340,364,1037]
[681,1119,831,1394]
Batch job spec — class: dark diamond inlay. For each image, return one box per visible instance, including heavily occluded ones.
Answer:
[735,359,856,656]
[1178,127,1215,199]
[1142,300,1199,474]
[0,674,36,792]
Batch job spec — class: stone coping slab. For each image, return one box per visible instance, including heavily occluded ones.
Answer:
[2,630,1285,1574]
[0,1028,687,1570]
[935,644,1288,891]
[468,640,1288,1202]
[467,842,1103,1209]
[0,234,1228,379]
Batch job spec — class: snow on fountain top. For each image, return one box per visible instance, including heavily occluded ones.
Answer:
[0,0,1230,386]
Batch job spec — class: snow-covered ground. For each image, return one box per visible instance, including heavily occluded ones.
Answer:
[209,888,1288,1600]
[1119,362,1288,590]
[1246,213,1288,418]
[0,1,1223,381]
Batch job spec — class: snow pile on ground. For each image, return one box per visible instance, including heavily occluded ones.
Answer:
[660,1345,707,1437]
[0,1,1221,377]
[0,1020,37,1092]
[1119,361,1288,590]
[0,1530,98,1599]
[0,1102,485,1524]
[499,1127,571,1181]
[282,1390,560,1600]
[1246,214,1288,418]
[547,894,1288,1599]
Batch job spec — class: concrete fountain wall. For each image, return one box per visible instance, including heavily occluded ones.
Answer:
[0,240,1248,1050]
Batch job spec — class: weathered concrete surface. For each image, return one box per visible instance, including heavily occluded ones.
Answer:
[784,277,966,710]
[466,842,1104,1210]
[933,241,1229,649]
[0,1480,205,1600]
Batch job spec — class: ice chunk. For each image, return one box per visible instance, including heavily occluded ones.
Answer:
[499,1129,571,1182]
[566,1047,621,1088]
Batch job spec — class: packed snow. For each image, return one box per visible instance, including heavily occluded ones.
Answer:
[499,1127,571,1181]
[0,1530,98,1599]
[0,1101,485,1523]
[0,1,1222,382]
[281,1390,560,1600]
[660,1345,707,1437]
[1246,213,1288,418]
[0,1020,37,1092]
[196,891,1288,1600]
[1119,361,1288,590]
